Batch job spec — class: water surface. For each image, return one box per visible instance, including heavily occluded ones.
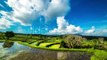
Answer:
[0,42,91,60]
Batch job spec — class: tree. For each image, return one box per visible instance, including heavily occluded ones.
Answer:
[62,35,83,48]
[5,31,15,40]
[60,40,68,48]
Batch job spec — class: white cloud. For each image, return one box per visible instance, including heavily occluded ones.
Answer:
[0,0,70,26]
[102,29,107,33]
[85,26,95,34]
[48,17,97,35]
[43,0,70,20]
[85,29,107,36]
[0,16,13,29]
[48,16,83,35]
[5,0,46,25]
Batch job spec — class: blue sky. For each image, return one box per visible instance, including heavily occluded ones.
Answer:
[0,0,107,36]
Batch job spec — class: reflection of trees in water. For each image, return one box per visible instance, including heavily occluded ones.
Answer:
[1,42,92,60]
[8,48,91,60]
[8,49,57,60]
[2,41,14,48]
[0,43,9,60]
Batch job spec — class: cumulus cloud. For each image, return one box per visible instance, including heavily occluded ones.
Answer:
[0,0,70,28]
[48,17,97,35]
[48,16,83,35]
[5,0,46,25]
[43,0,70,20]
[85,26,95,34]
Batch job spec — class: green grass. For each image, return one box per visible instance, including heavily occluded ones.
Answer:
[0,40,5,42]
[91,50,107,60]
[49,44,60,49]
[104,41,107,45]
[18,41,29,46]
[39,43,52,47]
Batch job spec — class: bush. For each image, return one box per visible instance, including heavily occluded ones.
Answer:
[60,40,68,48]
[62,35,83,48]
[92,38,106,50]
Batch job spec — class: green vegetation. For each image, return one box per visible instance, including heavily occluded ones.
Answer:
[0,32,5,40]
[5,31,15,40]
[62,35,83,48]
[91,50,107,60]
[0,32,107,60]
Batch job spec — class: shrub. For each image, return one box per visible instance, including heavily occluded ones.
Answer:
[60,40,68,48]
[62,35,83,48]
[93,38,105,50]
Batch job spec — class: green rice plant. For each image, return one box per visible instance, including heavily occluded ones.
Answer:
[91,50,107,60]
[49,44,60,49]
[39,43,52,47]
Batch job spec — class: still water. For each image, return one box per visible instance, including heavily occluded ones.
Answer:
[0,41,91,60]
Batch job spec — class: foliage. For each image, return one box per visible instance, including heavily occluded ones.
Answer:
[5,31,15,40]
[62,35,83,48]
[91,50,107,60]
[60,40,68,48]
[92,38,106,50]
[0,33,5,39]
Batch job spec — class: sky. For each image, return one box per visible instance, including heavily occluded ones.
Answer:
[0,0,107,36]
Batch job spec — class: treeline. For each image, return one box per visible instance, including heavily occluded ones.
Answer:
[0,31,15,40]
[82,36,107,41]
